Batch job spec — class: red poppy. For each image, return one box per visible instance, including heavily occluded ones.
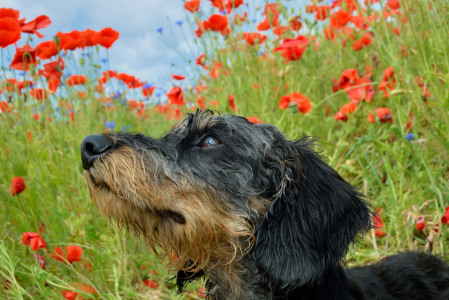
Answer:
[67,75,86,86]
[246,116,263,124]
[185,0,201,12]
[62,283,97,300]
[209,0,225,10]
[225,0,244,12]
[142,85,155,97]
[203,14,229,36]
[35,40,59,60]
[170,74,185,80]
[378,66,396,97]
[368,108,393,124]
[386,0,400,10]
[210,61,223,78]
[279,92,311,114]
[290,16,302,31]
[30,88,49,101]
[0,8,20,19]
[339,101,357,114]
[93,27,119,49]
[242,32,267,45]
[334,111,348,122]
[56,31,84,50]
[330,10,351,29]
[442,206,449,225]
[228,94,236,112]
[20,15,51,38]
[373,207,386,238]
[80,29,97,47]
[273,35,309,62]
[0,17,21,48]
[0,101,10,113]
[272,26,289,37]
[9,44,37,71]
[34,253,46,270]
[257,3,280,31]
[66,245,83,263]
[416,216,425,231]
[166,87,184,106]
[196,54,208,69]
[143,279,159,289]
[10,177,26,196]
[307,5,331,21]
[21,232,47,251]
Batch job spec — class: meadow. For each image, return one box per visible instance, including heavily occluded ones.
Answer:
[1,0,449,299]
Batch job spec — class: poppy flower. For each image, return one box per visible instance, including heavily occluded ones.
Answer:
[246,116,263,124]
[378,66,396,97]
[290,16,302,31]
[0,101,10,113]
[67,75,86,86]
[9,44,37,71]
[203,14,229,36]
[93,27,119,49]
[143,279,159,289]
[228,94,236,112]
[10,177,26,196]
[257,3,280,31]
[225,0,244,12]
[56,31,84,51]
[308,5,331,21]
[210,61,223,78]
[209,0,225,10]
[166,87,184,106]
[21,232,47,251]
[442,206,449,225]
[170,74,185,80]
[242,32,267,45]
[274,35,309,62]
[373,208,386,238]
[386,0,400,10]
[273,26,289,37]
[368,108,393,124]
[0,8,20,19]
[142,85,155,97]
[35,40,59,60]
[416,216,425,231]
[34,253,46,270]
[30,88,49,101]
[330,10,351,29]
[62,283,97,300]
[334,111,348,122]
[279,92,311,114]
[20,15,51,38]
[196,54,208,69]
[0,17,21,48]
[185,0,201,12]
[51,245,83,263]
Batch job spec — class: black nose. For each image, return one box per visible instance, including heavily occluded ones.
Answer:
[81,135,112,170]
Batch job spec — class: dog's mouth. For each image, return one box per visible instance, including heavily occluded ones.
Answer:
[84,169,186,225]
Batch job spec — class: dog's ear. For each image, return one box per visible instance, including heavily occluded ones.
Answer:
[253,133,372,290]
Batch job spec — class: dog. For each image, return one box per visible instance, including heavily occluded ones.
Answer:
[81,109,449,299]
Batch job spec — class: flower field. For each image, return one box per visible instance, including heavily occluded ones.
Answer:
[1,0,449,299]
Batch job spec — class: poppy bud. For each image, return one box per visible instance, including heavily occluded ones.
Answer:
[289,101,298,114]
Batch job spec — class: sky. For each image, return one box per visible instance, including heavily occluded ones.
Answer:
[2,0,203,92]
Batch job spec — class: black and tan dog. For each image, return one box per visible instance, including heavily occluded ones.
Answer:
[81,110,449,299]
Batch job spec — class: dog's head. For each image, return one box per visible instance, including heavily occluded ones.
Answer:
[81,109,372,293]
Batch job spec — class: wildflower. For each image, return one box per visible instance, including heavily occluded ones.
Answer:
[416,216,425,231]
[228,94,236,112]
[202,14,229,36]
[246,116,263,124]
[242,32,267,45]
[386,0,400,10]
[9,44,37,71]
[176,20,183,26]
[21,232,47,251]
[334,111,348,122]
[143,279,159,289]
[0,101,10,113]
[34,253,46,270]
[378,66,396,97]
[185,0,201,13]
[20,15,51,38]
[289,16,302,31]
[405,133,415,141]
[93,27,119,49]
[279,92,311,114]
[10,177,26,196]
[373,207,386,238]
[273,35,309,62]
[142,85,156,97]
[67,75,86,86]
[105,121,115,131]
[167,87,184,106]
[330,10,351,29]
[442,206,449,225]
[0,16,21,48]
[157,27,163,34]
[36,40,59,60]
[257,3,280,31]
[170,74,185,80]
[62,283,97,300]
[51,245,83,263]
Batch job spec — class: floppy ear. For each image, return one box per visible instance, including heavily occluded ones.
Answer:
[254,135,372,290]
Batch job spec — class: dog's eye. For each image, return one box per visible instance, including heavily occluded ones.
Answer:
[199,135,220,148]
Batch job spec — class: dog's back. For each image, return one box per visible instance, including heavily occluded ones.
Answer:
[346,252,449,300]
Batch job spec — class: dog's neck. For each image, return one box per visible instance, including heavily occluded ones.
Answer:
[204,255,352,300]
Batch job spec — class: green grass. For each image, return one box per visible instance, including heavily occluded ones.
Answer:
[1,0,449,298]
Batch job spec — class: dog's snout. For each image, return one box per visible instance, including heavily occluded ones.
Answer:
[81,135,112,170]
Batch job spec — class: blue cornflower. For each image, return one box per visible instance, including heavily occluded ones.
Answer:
[406,133,415,141]
[105,121,115,130]
[101,58,108,63]
[157,27,163,34]
[176,20,183,26]
[143,83,153,89]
